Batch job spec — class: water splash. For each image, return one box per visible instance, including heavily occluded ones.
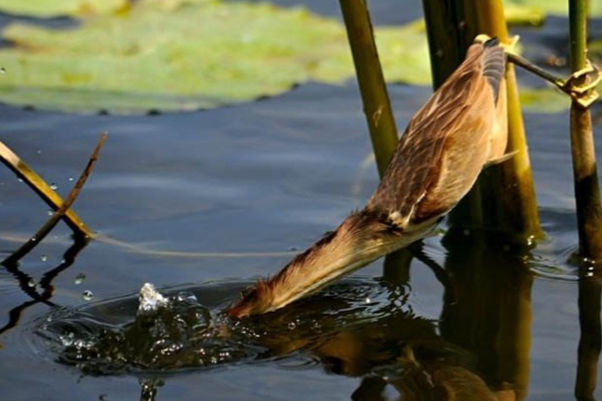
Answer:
[33,279,444,376]
[138,283,169,313]
[74,273,86,285]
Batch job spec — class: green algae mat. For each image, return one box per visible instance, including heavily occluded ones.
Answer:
[0,0,430,113]
[0,0,593,113]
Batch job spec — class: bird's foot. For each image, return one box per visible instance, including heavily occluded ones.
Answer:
[561,60,601,108]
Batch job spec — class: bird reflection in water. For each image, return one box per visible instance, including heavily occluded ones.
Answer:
[289,232,534,401]
[136,234,532,401]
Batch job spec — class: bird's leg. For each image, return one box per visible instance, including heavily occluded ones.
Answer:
[500,35,601,108]
[563,61,601,94]
[561,60,601,108]
[484,150,518,168]
[408,241,450,290]
[476,34,566,92]
[506,52,566,89]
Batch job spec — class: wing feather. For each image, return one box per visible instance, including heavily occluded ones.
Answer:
[367,42,499,225]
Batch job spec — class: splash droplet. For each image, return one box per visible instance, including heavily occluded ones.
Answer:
[0,67,6,74]
[50,183,58,190]
[75,273,86,285]
[82,290,94,301]
[27,278,36,288]
[68,177,74,182]
[138,283,169,313]
[287,321,297,330]
[40,255,48,262]
[59,332,75,347]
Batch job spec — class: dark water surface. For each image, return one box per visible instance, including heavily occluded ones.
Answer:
[1,2,602,400]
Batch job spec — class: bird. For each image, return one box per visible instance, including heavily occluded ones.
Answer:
[227,36,509,319]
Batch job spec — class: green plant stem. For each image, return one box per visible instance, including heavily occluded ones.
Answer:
[570,0,589,73]
[474,0,541,240]
[339,0,414,278]
[568,0,602,261]
[338,0,398,176]
[421,1,464,89]
[422,0,542,241]
[421,0,483,230]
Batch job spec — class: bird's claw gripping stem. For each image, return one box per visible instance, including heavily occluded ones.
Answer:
[494,32,601,109]
[500,35,520,56]
[562,61,601,108]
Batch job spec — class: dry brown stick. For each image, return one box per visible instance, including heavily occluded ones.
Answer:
[2,133,107,266]
[0,140,92,237]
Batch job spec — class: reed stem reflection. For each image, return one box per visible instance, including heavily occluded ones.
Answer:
[440,231,533,400]
[0,236,88,335]
[575,271,601,401]
[139,378,162,401]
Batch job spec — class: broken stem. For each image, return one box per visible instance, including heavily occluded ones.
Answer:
[0,140,93,237]
[2,133,107,266]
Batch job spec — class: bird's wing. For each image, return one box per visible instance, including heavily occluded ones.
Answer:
[367,40,505,226]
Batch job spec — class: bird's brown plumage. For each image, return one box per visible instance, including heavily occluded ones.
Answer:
[227,38,508,319]
[367,41,507,226]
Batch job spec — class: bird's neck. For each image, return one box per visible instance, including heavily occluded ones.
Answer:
[227,210,433,318]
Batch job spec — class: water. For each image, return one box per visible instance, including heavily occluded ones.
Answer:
[34,279,417,376]
[0,2,602,401]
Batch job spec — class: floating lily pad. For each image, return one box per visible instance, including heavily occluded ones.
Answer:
[0,0,590,114]
[504,4,545,27]
[0,0,430,113]
[0,0,127,17]
[591,40,602,62]
[507,0,602,17]
[519,87,571,113]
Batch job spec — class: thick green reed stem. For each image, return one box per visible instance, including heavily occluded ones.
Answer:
[421,0,542,243]
[339,0,412,280]
[339,0,398,176]
[568,0,602,262]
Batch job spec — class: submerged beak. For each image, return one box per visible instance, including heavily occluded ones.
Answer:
[226,210,434,318]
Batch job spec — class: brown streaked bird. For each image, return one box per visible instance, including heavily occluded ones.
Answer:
[227,36,509,319]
